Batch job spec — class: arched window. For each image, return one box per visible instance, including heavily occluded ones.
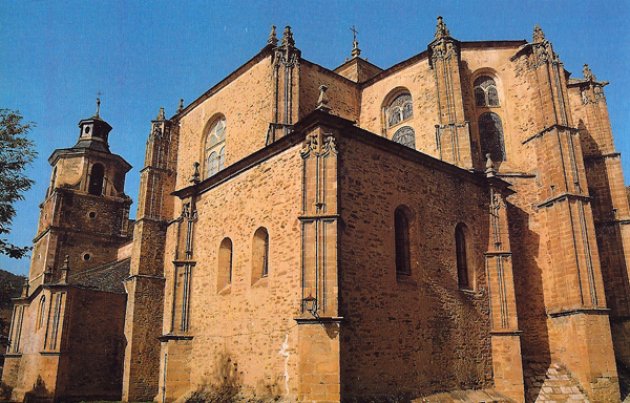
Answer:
[474,76,499,107]
[205,117,226,178]
[479,112,506,162]
[385,93,413,128]
[455,223,472,289]
[252,227,270,282]
[88,163,105,195]
[217,237,233,291]
[392,126,416,149]
[395,206,411,275]
[36,296,46,330]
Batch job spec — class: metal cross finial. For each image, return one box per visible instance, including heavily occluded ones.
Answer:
[350,25,361,58]
[95,91,102,117]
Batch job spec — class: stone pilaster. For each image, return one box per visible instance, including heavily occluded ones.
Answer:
[268,26,301,144]
[428,17,473,169]
[296,126,342,402]
[485,171,525,402]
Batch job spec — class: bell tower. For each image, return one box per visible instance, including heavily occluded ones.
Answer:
[29,99,133,290]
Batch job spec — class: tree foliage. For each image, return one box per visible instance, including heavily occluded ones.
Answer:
[0,109,37,258]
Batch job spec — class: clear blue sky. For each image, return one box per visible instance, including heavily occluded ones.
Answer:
[1,1,629,276]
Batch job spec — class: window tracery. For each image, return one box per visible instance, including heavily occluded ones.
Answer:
[392,126,416,149]
[205,117,226,178]
[385,93,413,128]
[474,76,499,107]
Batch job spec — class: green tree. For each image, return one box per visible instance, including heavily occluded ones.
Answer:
[0,109,36,258]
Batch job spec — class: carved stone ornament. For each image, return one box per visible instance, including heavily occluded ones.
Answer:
[434,16,450,39]
[189,162,200,184]
[268,25,278,46]
[281,26,295,48]
[485,153,496,178]
[532,24,545,43]
[583,64,595,81]
[300,131,337,158]
[316,85,331,113]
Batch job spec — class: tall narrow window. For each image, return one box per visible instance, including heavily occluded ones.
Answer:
[385,92,413,128]
[88,163,105,195]
[217,237,233,291]
[395,206,411,275]
[252,227,270,283]
[479,112,506,162]
[456,223,471,289]
[36,296,46,330]
[204,117,226,178]
[473,76,499,107]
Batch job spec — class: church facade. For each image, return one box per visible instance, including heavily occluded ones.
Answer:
[2,17,630,402]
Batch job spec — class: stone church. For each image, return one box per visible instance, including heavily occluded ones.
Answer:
[2,17,630,402]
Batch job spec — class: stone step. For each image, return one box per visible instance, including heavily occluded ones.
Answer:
[524,362,589,403]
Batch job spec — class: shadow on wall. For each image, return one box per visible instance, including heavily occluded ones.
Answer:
[0,381,13,401]
[507,202,550,402]
[184,353,281,403]
[23,376,52,403]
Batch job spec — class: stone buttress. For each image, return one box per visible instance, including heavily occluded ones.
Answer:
[122,107,179,401]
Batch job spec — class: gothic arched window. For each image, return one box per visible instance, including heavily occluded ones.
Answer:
[205,117,226,178]
[474,76,499,107]
[252,227,270,282]
[217,237,233,291]
[479,112,506,162]
[88,163,105,196]
[385,93,413,128]
[395,206,411,275]
[455,223,471,289]
[392,126,416,149]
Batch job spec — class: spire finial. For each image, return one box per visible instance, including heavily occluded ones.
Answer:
[95,92,102,118]
[282,26,295,47]
[533,24,545,43]
[268,25,278,46]
[178,98,184,113]
[157,107,165,121]
[316,85,331,113]
[190,162,200,184]
[350,25,361,58]
[435,16,450,39]
[583,64,595,81]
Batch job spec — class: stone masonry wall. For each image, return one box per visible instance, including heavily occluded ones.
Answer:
[160,144,304,400]
[359,57,439,158]
[337,133,493,399]
[175,54,274,188]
